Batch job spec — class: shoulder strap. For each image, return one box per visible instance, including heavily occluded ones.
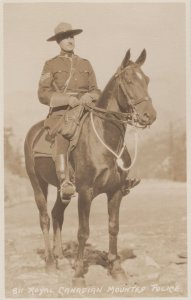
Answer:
[63,58,74,93]
[52,55,80,93]
[63,55,80,93]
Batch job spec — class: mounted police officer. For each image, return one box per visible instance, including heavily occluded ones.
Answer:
[38,22,101,199]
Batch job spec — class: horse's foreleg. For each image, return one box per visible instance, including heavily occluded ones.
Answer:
[107,189,126,280]
[74,189,93,281]
[51,191,70,259]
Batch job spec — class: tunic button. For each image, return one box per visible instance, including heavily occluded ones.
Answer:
[75,78,77,81]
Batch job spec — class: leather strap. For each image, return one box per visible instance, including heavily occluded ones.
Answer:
[84,104,133,124]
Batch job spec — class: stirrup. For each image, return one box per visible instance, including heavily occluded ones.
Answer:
[126,178,141,189]
[59,180,76,199]
[121,178,141,196]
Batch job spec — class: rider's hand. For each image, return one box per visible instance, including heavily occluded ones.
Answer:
[80,93,93,105]
[68,96,80,108]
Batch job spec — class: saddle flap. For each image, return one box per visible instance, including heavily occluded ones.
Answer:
[32,127,53,157]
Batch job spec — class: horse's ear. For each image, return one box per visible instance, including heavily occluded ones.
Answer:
[121,49,131,68]
[136,49,147,66]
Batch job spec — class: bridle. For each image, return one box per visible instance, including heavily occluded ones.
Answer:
[115,65,152,127]
[85,64,151,129]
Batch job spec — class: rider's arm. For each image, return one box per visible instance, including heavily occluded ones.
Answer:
[87,61,101,102]
[38,61,54,106]
[38,61,78,107]
[78,61,101,104]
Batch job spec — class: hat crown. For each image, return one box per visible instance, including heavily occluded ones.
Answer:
[54,22,73,35]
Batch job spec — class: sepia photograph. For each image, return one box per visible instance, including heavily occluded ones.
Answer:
[2,0,190,298]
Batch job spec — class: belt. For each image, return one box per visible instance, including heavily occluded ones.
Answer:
[50,105,69,113]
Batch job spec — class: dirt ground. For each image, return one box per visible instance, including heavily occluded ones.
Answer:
[5,180,187,298]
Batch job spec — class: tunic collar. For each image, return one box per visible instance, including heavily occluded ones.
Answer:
[59,50,74,58]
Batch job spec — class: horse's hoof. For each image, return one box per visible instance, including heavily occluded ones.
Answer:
[72,277,86,287]
[53,248,64,259]
[111,269,127,282]
[54,253,64,260]
[108,259,127,282]
[45,261,57,273]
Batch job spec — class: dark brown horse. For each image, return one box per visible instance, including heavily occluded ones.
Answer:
[24,49,156,284]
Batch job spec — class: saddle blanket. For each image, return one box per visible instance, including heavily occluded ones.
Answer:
[33,128,54,158]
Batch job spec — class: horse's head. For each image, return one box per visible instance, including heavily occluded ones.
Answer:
[115,49,157,126]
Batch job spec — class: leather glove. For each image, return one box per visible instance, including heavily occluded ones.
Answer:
[68,96,80,108]
[80,93,93,105]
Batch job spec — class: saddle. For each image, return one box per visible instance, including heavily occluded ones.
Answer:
[44,105,85,140]
[33,106,88,159]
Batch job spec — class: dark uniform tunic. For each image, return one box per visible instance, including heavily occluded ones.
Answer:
[38,51,100,107]
[38,51,101,160]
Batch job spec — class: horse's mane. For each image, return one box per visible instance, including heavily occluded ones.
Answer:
[96,75,116,108]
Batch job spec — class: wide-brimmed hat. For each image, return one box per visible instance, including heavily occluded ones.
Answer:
[47,22,83,41]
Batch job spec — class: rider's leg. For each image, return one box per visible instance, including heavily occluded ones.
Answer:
[54,134,69,182]
[54,134,75,199]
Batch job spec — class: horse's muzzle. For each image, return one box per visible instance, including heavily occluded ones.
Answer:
[138,110,157,126]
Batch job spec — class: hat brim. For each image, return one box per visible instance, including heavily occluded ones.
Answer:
[47,29,83,41]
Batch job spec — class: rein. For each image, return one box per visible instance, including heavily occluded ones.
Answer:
[84,104,133,125]
[90,111,138,172]
[83,64,150,172]
[84,105,140,172]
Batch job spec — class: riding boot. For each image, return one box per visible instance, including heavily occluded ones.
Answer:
[55,154,66,182]
[54,153,76,199]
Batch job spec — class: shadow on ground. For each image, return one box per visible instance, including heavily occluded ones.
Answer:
[37,240,136,273]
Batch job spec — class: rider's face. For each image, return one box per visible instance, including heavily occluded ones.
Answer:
[58,35,75,52]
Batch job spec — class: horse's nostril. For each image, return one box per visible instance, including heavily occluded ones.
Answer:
[144,113,150,119]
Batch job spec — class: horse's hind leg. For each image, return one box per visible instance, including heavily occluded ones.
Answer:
[51,190,70,259]
[28,172,56,271]
[107,189,126,280]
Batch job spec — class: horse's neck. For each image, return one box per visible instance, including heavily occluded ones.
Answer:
[96,77,121,113]
[94,80,125,152]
